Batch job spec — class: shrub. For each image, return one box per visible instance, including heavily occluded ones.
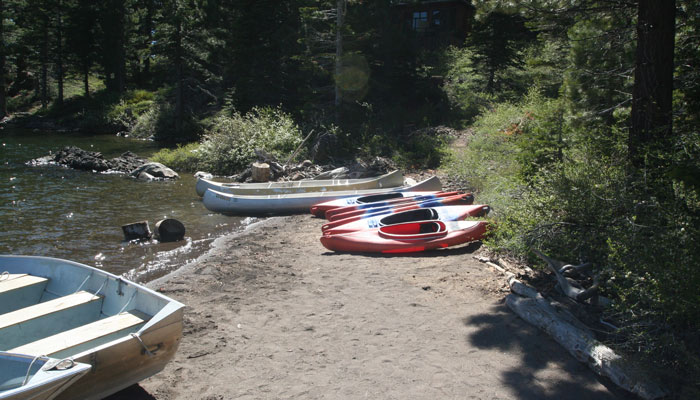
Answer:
[106,90,156,131]
[150,143,202,172]
[197,107,303,175]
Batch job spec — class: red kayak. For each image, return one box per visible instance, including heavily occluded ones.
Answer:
[320,220,490,253]
[322,204,490,235]
[310,191,448,218]
[312,191,462,219]
[326,193,474,222]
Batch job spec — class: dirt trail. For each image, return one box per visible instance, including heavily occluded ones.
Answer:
[108,214,626,400]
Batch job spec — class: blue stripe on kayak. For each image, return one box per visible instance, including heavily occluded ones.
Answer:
[356,194,439,210]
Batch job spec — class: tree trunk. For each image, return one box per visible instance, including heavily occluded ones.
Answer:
[56,0,64,107]
[0,0,7,119]
[629,0,676,168]
[334,0,344,124]
[174,17,183,137]
[41,15,49,109]
[83,65,90,98]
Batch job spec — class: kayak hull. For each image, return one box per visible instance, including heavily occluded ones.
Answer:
[311,191,460,218]
[320,220,490,253]
[322,204,490,235]
[326,193,474,222]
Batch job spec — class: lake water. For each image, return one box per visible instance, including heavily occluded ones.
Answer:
[0,128,252,282]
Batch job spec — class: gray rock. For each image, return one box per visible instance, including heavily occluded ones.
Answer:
[194,171,213,180]
[130,162,179,180]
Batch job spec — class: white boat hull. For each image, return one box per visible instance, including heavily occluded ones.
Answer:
[195,170,404,197]
[202,176,442,215]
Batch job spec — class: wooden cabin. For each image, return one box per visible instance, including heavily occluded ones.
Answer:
[394,0,475,48]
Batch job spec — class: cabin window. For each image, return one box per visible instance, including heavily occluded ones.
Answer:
[432,10,441,27]
[412,11,428,32]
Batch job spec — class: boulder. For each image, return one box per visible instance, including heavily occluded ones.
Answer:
[154,219,186,242]
[194,171,213,180]
[130,162,179,180]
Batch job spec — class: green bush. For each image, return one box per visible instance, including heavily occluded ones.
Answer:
[150,143,202,172]
[106,89,156,131]
[197,107,303,174]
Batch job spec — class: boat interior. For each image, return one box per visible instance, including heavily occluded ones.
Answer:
[355,192,405,203]
[379,209,438,226]
[0,258,168,361]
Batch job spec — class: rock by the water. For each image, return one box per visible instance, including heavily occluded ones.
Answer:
[155,219,185,242]
[137,171,156,181]
[194,171,213,180]
[54,146,111,172]
[122,221,152,241]
[130,162,179,180]
[28,146,151,174]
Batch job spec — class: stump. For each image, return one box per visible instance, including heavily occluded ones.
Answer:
[251,162,270,182]
[122,221,152,241]
[155,219,186,242]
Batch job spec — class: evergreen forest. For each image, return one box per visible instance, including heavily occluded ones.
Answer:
[1,0,698,396]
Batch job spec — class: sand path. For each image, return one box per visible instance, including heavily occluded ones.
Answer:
[109,215,625,399]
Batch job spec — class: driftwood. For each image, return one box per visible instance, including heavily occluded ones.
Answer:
[533,249,601,303]
[506,275,667,400]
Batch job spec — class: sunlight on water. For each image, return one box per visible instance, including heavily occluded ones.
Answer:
[0,129,246,282]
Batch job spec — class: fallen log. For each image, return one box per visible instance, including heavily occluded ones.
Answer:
[506,276,667,400]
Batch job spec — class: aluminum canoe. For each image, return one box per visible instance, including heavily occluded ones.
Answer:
[195,169,404,197]
[202,176,442,215]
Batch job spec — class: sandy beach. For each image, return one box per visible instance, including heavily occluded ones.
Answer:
[108,214,628,400]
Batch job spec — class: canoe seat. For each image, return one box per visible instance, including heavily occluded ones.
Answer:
[0,274,49,315]
[0,291,104,350]
[10,310,151,358]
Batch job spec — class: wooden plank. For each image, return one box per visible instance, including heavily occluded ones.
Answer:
[10,311,150,357]
[0,291,101,330]
[0,274,47,294]
[0,274,49,315]
[0,274,28,286]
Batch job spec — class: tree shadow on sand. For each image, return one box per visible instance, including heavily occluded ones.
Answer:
[464,304,634,400]
[103,384,156,400]
[321,240,483,258]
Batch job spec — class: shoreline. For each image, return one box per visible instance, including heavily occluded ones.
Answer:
[112,213,625,400]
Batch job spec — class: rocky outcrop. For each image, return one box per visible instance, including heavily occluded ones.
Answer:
[28,146,179,180]
[130,162,179,180]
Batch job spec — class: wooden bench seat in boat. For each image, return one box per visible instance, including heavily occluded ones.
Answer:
[0,291,104,350]
[0,274,49,314]
[10,310,151,359]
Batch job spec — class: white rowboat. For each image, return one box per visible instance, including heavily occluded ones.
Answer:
[0,256,185,400]
[195,170,404,197]
[202,176,442,215]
